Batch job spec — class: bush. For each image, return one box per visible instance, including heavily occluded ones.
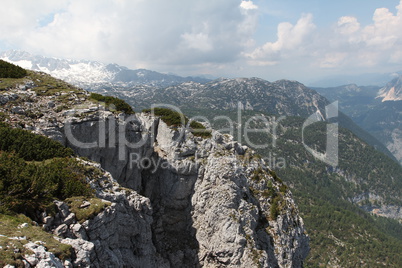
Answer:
[143,108,212,138]
[90,93,134,114]
[189,120,212,138]
[0,153,94,217]
[0,123,74,161]
[270,196,281,220]
[0,60,27,78]
[142,107,187,126]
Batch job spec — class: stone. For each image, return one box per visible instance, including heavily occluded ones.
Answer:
[11,106,25,115]
[47,101,55,108]
[54,201,70,218]
[59,238,94,267]
[53,224,68,237]
[24,242,64,268]
[18,223,29,229]
[71,223,88,240]
[79,201,91,208]
[63,213,76,226]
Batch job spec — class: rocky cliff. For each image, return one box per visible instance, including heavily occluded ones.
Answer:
[0,72,309,267]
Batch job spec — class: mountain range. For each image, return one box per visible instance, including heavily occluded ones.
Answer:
[0,61,309,267]
[1,52,402,267]
[0,50,210,88]
[314,76,402,165]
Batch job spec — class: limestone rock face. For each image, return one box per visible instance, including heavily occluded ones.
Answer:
[0,81,309,267]
[38,112,309,267]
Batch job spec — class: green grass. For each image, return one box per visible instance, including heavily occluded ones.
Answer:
[0,77,25,91]
[0,213,73,267]
[65,196,110,223]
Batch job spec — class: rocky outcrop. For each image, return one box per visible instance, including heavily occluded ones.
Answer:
[39,161,166,267]
[0,77,309,267]
[377,75,402,102]
[42,112,309,267]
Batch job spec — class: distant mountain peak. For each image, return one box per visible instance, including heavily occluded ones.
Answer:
[377,75,402,102]
[0,50,211,88]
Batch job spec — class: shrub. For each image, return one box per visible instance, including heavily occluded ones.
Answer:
[90,93,134,114]
[0,153,94,217]
[142,107,187,126]
[270,196,281,220]
[0,60,27,78]
[143,108,212,138]
[0,123,74,161]
[189,120,212,138]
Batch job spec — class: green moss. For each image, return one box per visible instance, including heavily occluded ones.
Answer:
[251,167,264,182]
[279,184,288,193]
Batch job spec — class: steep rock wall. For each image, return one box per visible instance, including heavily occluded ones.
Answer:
[34,110,309,267]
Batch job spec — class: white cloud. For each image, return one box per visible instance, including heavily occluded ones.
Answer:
[240,1,258,10]
[181,32,213,52]
[245,0,402,74]
[2,0,402,80]
[337,16,360,35]
[0,0,259,71]
[318,0,402,69]
[245,13,316,65]
[318,53,348,68]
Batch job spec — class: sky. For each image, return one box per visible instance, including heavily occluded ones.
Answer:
[1,0,402,84]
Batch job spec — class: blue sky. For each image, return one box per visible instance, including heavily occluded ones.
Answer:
[1,0,402,84]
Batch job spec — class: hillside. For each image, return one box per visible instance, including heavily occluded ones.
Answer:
[0,61,309,267]
[96,77,395,161]
[314,79,402,165]
[82,76,402,266]
[179,109,402,267]
[378,75,402,101]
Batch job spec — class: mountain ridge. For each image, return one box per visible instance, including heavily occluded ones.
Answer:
[314,79,402,165]
[0,50,211,88]
[377,74,402,101]
[0,64,309,267]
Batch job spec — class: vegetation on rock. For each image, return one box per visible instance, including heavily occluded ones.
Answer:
[65,196,110,223]
[142,107,187,126]
[0,123,95,218]
[0,214,73,267]
[142,107,212,138]
[0,122,74,161]
[179,108,402,267]
[90,92,134,114]
[0,60,27,78]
